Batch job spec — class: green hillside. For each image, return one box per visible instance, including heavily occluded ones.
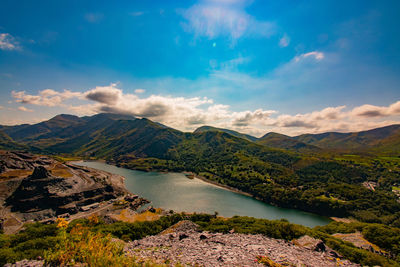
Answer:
[0,130,29,151]
[257,132,321,152]
[2,114,85,142]
[194,126,321,153]
[70,118,184,159]
[120,131,400,226]
[294,124,400,155]
[1,114,400,226]
[194,125,258,142]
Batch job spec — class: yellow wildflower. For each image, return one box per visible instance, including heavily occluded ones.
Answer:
[56,217,69,228]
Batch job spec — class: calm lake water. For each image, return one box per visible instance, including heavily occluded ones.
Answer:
[75,161,331,228]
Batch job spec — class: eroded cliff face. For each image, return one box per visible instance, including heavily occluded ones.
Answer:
[0,150,127,223]
[6,165,120,216]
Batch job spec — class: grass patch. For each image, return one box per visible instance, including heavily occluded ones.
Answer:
[316,195,347,203]
[52,155,83,162]
[111,209,162,223]
[44,223,142,266]
[50,165,73,178]
[0,169,32,179]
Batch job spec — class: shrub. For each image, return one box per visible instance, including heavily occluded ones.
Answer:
[44,224,139,266]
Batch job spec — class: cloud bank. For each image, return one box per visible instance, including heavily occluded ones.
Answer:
[11,84,400,137]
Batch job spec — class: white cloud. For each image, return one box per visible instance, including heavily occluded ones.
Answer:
[351,101,400,117]
[295,51,324,62]
[0,33,20,51]
[273,106,346,130]
[279,34,290,47]
[232,109,276,126]
[67,104,98,116]
[12,89,83,107]
[134,89,146,94]
[9,84,400,137]
[18,106,34,112]
[85,84,122,104]
[180,0,275,42]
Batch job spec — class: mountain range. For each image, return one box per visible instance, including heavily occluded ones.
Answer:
[0,113,399,157]
[196,124,400,155]
[1,113,400,226]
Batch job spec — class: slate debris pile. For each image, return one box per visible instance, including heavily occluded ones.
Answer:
[126,221,359,267]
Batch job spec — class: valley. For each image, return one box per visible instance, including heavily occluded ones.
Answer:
[76,160,331,227]
[2,1,400,265]
[0,113,399,266]
[0,113,399,226]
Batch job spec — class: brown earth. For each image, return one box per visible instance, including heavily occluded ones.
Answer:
[0,150,149,233]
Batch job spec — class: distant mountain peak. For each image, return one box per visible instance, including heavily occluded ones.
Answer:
[51,114,81,120]
[260,132,289,139]
[194,125,258,142]
[257,131,320,152]
[87,113,137,121]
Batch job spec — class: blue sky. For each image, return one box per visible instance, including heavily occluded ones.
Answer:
[0,0,399,136]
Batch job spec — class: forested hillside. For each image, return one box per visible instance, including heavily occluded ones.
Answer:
[1,114,400,226]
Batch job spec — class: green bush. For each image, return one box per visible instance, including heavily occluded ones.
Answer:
[0,223,60,265]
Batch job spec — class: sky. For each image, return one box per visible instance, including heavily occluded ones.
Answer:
[0,0,400,137]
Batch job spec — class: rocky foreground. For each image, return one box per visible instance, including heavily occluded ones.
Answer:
[0,151,137,233]
[5,220,360,267]
[125,221,359,267]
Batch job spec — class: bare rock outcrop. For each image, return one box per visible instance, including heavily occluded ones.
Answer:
[0,150,128,224]
[6,165,120,217]
[294,235,326,252]
[126,221,359,267]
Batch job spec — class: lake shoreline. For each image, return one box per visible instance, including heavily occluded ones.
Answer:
[186,172,254,198]
[75,160,254,198]
[73,160,332,227]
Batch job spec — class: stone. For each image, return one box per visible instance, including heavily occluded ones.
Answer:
[30,166,51,180]
[200,234,208,240]
[179,233,189,240]
[315,240,326,252]
[295,235,326,251]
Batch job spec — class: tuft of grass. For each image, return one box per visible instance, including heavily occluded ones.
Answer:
[256,255,282,266]
[44,224,153,266]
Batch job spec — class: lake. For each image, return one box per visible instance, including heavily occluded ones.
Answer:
[75,161,331,228]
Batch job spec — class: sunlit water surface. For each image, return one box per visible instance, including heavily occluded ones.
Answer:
[75,161,331,227]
